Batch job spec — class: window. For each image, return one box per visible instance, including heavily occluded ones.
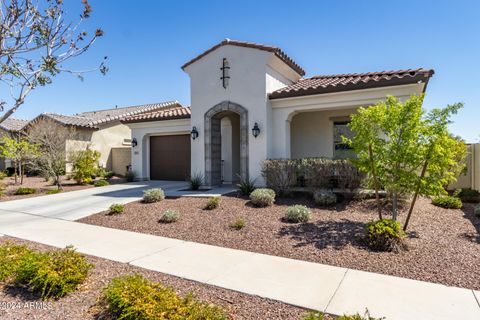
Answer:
[333,121,355,159]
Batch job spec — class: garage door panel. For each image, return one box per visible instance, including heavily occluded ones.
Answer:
[150,135,191,180]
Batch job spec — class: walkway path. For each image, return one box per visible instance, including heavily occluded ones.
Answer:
[0,185,478,319]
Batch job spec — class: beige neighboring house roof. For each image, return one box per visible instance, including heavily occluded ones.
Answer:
[0,118,29,132]
[122,105,191,123]
[29,101,182,129]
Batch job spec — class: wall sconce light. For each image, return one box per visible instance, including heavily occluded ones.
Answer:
[220,58,230,89]
[191,126,199,140]
[252,122,260,138]
[131,138,138,147]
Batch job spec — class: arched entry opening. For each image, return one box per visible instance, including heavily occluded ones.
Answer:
[205,101,248,186]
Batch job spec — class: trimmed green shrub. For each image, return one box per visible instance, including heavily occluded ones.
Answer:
[71,149,101,184]
[432,196,462,209]
[102,274,227,320]
[457,188,480,203]
[284,205,311,223]
[230,217,246,230]
[261,159,298,195]
[474,205,480,217]
[313,190,337,206]
[204,196,220,210]
[143,188,165,203]
[14,187,36,195]
[160,209,180,223]
[365,219,407,252]
[250,188,275,207]
[14,246,92,299]
[237,174,256,196]
[0,243,32,282]
[108,204,125,215]
[189,172,203,190]
[94,179,110,187]
[46,189,61,195]
[125,171,136,182]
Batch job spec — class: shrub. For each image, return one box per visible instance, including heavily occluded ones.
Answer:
[204,196,220,210]
[102,274,227,320]
[46,189,61,195]
[108,204,125,215]
[302,310,383,320]
[189,172,203,190]
[230,217,246,230]
[284,205,311,223]
[456,188,480,203]
[261,159,297,195]
[94,179,110,187]
[313,190,337,206]
[432,196,462,209]
[143,188,165,203]
[237,174,256,196]
[0,171,7,180]
[97,168,115,179]
[14,246,92,299]
[304,158,364,190]
[0,243,32,282]
[71,149,101,184]
[160,209,180,223]
[125,171,136,182]
[250,188,275,207]
[14,187,36,195]
[365,219,407,252]
[474,205,480,217]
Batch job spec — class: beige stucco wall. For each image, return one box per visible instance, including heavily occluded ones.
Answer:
[290,108,358,158]
[111,147,131,175]
[448,143,480,191]
[473,144,480,191]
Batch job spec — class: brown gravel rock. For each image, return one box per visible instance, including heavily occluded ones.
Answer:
[79,194,480,290]
[0,237,306,320]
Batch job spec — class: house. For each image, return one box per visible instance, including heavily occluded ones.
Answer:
[121,39,434,186]
[0,118,30,170]
[23,101,182,174]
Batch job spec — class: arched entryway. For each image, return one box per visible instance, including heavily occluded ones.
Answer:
[204,101,248,186]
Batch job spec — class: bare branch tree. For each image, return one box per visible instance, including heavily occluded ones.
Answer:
[0,0,107,123]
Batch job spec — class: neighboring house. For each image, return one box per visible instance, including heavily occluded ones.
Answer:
[122,39,434,186]
[0,118,30,170]
[25,101,181,174]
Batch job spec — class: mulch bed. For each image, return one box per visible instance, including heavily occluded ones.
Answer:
[0,236,308,320]
[79,194,480,290]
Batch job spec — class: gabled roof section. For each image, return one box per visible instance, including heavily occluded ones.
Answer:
[122,105,191,123]
[269,68,434,99]
[181,39,305,76]
[0,118,29,132]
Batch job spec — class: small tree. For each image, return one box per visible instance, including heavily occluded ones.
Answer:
[26,117,76,189]
[71,148,100,184]
[0,136,39,184]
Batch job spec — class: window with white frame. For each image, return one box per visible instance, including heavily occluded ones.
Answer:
[333,121,355,159]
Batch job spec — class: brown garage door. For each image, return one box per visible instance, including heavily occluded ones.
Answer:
[150,135,191,180]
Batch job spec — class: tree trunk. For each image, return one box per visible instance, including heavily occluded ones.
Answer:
[14,162,18,184]
[392,192,398,221]
[404,158,429,231]
[368,144,383,220]
[20,161,24,184]
[56,175,63,190]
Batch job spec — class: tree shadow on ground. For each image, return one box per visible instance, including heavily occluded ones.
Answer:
[277,219,368,250]
[3,284,43,301]
[460,203,480,244]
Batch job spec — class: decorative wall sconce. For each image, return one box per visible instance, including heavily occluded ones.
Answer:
[191,126,199,140]
[131,138,138,147]
[252,122,260,138]
[220,58,230,89]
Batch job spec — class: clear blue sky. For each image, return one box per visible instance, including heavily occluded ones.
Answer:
[14,0,480,142]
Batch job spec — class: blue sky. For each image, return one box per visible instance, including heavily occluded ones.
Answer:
[12,0,480,142]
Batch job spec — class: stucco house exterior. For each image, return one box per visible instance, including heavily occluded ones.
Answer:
[0,118,30,170]
[123,39,433,186]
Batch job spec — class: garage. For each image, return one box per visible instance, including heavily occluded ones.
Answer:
[150,135,191,180]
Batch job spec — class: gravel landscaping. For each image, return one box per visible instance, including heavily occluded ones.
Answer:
[0,236,307,320]
[79,194,480,290]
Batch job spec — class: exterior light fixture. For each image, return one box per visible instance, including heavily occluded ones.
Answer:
[131,138,138,147]
[191,126,199,140]
[220,58,230,89]
[252,122,260,138]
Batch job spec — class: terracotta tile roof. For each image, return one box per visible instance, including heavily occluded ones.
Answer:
[122,106,191,123]
[0,118,29,132]
[269,68,434,99]
[181,39,305,76]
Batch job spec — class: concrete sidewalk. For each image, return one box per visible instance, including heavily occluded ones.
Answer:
[0,210,478,320]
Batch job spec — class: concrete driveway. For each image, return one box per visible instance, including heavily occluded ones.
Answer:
[0,180,188,221]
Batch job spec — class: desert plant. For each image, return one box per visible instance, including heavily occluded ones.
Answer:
[0,243,32,282]
[250,188,275,207]
[108,204,125,215]
[71,148,101,185]
[456,188,480,203]
[431,196,462,209]
[204,196,220,210]
[46,189,61,195]
[189,172,203,190]
[102,274,227,320]
[313,190,337,206]
[230,217,246,230]
[365,219,406,252]
[160,209,180,223]
[14,246,92,299]
[94,179,110,187]
[261,159,298,195]
[237,174,256,196]
[475,205,480,217]
[125,170,136,182]
[14,187,36,195]
[143,188,165,203]
[284,205,311,223]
